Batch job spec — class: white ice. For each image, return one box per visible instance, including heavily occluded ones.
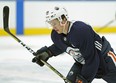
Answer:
[0,34,116,83]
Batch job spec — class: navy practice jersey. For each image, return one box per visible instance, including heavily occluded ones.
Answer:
[48,21,105,82]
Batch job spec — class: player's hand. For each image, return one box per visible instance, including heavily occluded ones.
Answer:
[32,46,52,66]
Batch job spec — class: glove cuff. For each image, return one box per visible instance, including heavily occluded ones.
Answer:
[36,46,53,57]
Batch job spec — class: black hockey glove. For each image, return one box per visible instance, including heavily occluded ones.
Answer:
[75,74,89,83]
[32,46,53,66]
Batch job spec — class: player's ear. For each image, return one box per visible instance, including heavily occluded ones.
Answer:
[61,18,67,24]
[60,21,66,26]
[61,14,67,24]
[61,21,65,24]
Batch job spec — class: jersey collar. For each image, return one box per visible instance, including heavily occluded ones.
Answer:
[68,20,75,33]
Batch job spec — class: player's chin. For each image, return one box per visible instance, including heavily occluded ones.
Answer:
[57,31,62,34]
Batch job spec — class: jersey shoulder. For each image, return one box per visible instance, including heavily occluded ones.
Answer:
[73,21,91,29]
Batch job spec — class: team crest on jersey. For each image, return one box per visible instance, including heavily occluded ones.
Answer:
[68,71,74,76]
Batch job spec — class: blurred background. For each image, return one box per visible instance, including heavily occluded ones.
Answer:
[0,0,116,35]
[0,0,116,83]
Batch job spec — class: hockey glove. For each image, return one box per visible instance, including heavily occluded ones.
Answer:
[75,74,89,83]
[32,46,53,66]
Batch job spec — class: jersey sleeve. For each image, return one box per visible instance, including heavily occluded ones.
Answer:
[81,37,100,82]
[48,44,64,56]
[73,22,100,82]
[48,30,68,56]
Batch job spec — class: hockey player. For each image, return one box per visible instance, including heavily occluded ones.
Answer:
[32,7,116,83]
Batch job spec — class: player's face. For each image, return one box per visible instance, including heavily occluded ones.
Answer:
[49,19,64,34]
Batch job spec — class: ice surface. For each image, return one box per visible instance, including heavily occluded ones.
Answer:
[1,34,116,83]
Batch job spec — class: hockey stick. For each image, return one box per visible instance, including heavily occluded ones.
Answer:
[96,11,116,32]
[3,6,71,83]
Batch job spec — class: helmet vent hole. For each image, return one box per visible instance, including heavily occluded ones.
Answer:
[46,11,49,15]
[55,7,59,10]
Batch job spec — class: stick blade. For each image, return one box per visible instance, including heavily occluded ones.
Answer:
[3,6,10,32]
